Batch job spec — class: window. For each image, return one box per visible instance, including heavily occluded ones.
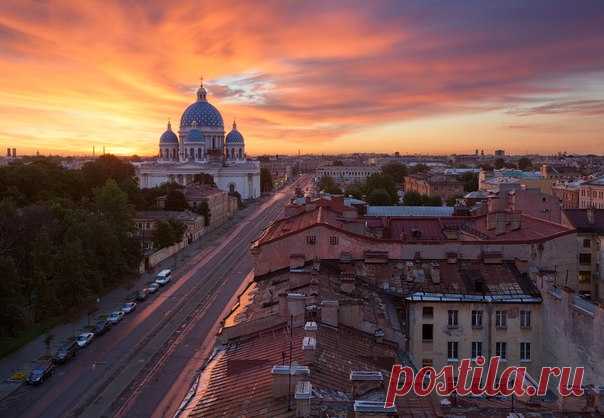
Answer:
[520,310,531,329]
[495,310,507,329]
[422,307,434,319]
[471,310,483,328]
[448,310,458,328]
[422,324,433,342]
[471,341,483,359]
[579,253,592,265]
[306,235,316,245]
[329,236,339,245]
[520,342,531,361]
[496,342,507,360]
[447,341,459,361]
[579,271,592,282]
[583,239,591,248]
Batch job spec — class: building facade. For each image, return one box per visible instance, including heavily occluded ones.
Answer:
[404,173,464,201]
[316,165,380,184]
[135,80,260,199]
[579,177,604,209]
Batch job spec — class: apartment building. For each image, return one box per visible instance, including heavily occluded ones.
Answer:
[403,260,542,380]
[316,165,380,185]
[579,177,604,209]
[404,173,464,201]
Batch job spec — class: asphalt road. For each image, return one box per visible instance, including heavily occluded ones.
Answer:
[0,175,309,418]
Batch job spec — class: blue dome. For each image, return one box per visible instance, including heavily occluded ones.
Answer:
[159,122,178,144]
[180,101,224,129]
[226,120,244,145]
[186,129,204,142]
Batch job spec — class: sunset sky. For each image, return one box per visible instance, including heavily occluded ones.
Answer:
[1,1,603,157]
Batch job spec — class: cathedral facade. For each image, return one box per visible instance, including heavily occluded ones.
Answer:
[135,80,260,199]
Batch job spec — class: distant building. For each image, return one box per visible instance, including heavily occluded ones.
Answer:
[134,79,260,199]
[579,176,604,209]
[316,165,380,185]
[182,183,238,228]
[134,210,205,254]
[494,149,505,157]
[260,158,293,187]
[552,180,582,209]
[404,173,464,201]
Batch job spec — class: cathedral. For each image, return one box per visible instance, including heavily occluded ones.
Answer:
[134,79,261,199]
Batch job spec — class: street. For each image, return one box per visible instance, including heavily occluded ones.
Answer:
[0,175,309,418]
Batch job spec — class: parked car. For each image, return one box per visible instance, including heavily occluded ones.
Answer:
[108,311,125,324]
[76,332,94,348]
[53,341,78,364]
[147,283,160,294]
[136,289,148,301]
[93,320,112,336]
[27,361,55,385]
[155,269,172,286]
[121,302,137,314]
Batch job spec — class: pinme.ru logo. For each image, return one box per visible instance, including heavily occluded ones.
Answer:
[385,356,584,408]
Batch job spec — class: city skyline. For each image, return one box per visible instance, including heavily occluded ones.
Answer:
[1,1,604,156]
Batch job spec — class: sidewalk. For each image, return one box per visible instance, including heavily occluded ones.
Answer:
[0,195,269,401]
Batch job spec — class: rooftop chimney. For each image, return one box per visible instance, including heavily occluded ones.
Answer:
[271,365,311,399]
[304,321,318,339]
[302,336,317,364]
[287,293,306,326]
[295,381,312,418]
[350,371,384,399]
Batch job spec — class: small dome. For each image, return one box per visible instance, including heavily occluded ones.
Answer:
[225,120,244,145]
[186,128,204,142]
[159,121,178,144]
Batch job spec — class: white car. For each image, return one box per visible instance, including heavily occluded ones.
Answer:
[108,311,125,324]
[121,302,137,314]
[155,269,172,286]
[76,332,94,348]
[147,283,160,294]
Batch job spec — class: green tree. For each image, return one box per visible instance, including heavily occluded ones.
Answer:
[318,176,342,194]
[260,167,274,193]
[446,195,461,207]
[344,183,365,199]
[381,162,408,183]
[365,174,397,204]
[518,157,532,170]
[409,164,429,174]
[366,188,392,205]
[459,172,478,192]
[164,190,189,211]
[194,201,211,226]
[403,191,423,206]
[152,220,186,249]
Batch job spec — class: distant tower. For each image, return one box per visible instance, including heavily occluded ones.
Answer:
[6,148,10,157]
[93,145,96,157]
[475,149,479,156]
[11,148,16,158]
[103,145,106,155]
[481,149,484,156]
[36,150,39,157]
